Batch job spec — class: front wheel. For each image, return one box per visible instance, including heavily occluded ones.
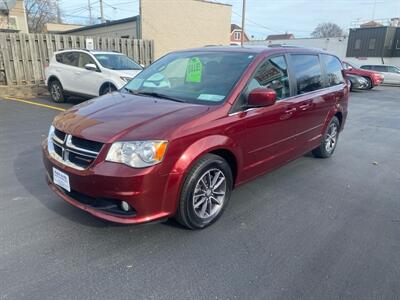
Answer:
[364,77,373,89]
[49,80,66,103]
[312,116,340,158]
[176,154,233,229]
[100,84,117,95]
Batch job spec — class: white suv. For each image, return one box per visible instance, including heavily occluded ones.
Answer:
[45,50,143,102]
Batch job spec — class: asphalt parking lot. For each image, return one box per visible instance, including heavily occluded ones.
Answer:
[1,87,399,300]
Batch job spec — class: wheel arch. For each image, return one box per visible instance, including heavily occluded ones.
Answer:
[99,81,118,95]
[162,135,243,215]
[47,75,62,88]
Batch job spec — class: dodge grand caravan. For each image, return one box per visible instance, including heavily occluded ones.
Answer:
[43,46,349,229]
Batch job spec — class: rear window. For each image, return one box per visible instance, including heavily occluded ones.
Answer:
[291,54,323,94]
[321,55,344,87]
[55,52,79,67]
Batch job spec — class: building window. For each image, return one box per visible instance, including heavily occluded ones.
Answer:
[354,39,361,50]
[369,38,376,50]
[397,39,400,50]
[234,31,241,40]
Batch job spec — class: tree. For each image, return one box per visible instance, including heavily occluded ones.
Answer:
[311,22,344,38]
[24,0,60,33]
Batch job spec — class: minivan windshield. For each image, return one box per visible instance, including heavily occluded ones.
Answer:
[94,54,142,70]
[124,51,256,105]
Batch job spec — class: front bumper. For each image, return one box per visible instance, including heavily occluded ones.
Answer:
[42,140,175,224]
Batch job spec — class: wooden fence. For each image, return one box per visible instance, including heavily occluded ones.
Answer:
[0,33,154,86]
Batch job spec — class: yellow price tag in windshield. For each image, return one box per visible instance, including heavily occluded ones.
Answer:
[186,57,203,83]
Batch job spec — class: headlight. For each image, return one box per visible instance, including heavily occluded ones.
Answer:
[48,125,55,138]
[120,76,133,82]
[106,140,168,168]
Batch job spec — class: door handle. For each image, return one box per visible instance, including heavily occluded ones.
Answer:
[299,103,312,111]
[285,108,297,114]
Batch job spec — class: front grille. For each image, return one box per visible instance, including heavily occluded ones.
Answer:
[54,128,66,142]
[48,128,104,170]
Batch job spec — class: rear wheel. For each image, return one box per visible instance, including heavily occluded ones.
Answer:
[100,83,117,95]
[312,116,340,158]
[176,154,233,229]
[49,79,66,103]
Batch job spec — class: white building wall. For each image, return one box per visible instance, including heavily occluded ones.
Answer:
[246,37,400,67]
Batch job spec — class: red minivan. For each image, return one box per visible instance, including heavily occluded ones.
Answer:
[43,46,348,229]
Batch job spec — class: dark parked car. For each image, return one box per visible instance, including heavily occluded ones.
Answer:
[343,61,384,89]
[43,46,349,229]
[347,74,369,91]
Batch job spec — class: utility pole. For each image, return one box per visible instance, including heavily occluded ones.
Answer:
[56,0,61,23]
[99,0,105,23]
[241,0,246,47]
[88,0,92,24]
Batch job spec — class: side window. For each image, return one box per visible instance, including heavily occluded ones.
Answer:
[369,38,376,50]
[291,54,323,94]
[362,65,371,70]
[355,39,361,50]
[55,53,63,63]
[321,55,344,87]
[62,52,79,67]
[79,53,96,69]
[374,66,387,72]
[388,66,400,74]
[246,55,290,100]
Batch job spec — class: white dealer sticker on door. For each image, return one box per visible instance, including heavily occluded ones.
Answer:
[53,167,71,192]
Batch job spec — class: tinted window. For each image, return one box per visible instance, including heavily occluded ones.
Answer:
[78,53,96,68]
[291,54,323,94]
[321,55,344,87]
[361,65,372,70]
[94,54,142,70]
[373,65,387,72]
[246,55,290,100]
[58,52,79,67]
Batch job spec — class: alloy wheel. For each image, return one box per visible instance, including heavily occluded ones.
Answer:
[192,168,226,219]
[325,122,338,153]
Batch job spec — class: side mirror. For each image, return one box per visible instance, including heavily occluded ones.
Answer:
[84,63,98,71]
[140,64,145,69]
[248,88,277,108]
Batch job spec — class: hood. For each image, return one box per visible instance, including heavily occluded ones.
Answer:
[114,69,142,78]
[346,67,378,77]
[53,92,210,143]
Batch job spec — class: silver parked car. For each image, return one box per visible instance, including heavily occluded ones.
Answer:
[360,64,400,85]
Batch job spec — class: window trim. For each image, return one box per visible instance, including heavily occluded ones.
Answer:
[234,31,242,41]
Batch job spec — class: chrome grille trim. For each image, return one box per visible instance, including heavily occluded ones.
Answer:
[48,129,102,170]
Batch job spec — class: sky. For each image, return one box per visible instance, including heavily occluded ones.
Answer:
[60,0,400,39]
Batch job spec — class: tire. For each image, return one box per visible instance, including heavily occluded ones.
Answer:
[49,79,66,103]
[312,116,340,158]
[175,154,233,229]
[100,83,117,95]
[364,77,373,89]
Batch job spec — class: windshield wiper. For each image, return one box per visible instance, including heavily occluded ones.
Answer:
[124,89,185,103]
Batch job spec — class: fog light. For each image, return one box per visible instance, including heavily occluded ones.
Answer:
[121,201,131,212]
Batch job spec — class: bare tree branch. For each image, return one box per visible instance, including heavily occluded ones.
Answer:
[311,23,344,38]
[24,0,60,33]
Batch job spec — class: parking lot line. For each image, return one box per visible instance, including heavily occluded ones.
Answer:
[2,96,66,112]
